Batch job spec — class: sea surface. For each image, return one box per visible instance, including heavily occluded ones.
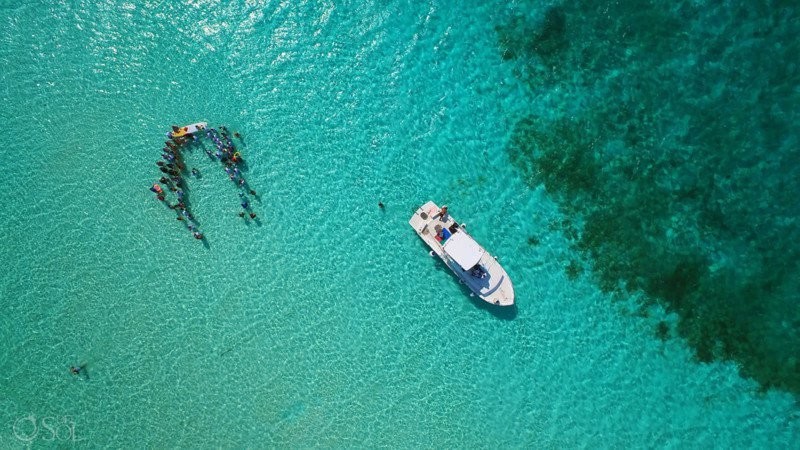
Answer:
[1,0,799,447]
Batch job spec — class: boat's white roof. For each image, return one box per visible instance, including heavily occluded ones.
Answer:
[443,232,484,270]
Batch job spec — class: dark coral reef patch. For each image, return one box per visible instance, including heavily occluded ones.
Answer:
[500,1,800,394]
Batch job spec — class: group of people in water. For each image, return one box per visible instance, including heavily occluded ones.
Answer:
[149,123,257,240]
[205,126,259,218]
[204,126,259,220]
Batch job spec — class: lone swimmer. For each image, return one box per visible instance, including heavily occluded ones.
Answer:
[69,364,88,378]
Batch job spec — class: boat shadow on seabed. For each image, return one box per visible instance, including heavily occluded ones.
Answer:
[460,279,518,321]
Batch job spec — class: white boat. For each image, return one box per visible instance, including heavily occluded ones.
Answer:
[409,201,515,306]
[167,122,208,139]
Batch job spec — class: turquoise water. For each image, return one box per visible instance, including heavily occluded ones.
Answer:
[1,0,798,447]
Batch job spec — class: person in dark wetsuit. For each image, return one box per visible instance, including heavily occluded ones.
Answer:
[69,364,88,378]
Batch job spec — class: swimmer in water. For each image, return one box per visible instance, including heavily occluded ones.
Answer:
[69,364,88,378]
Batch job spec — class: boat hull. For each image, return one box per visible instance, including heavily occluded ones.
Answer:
[409,201,515,306]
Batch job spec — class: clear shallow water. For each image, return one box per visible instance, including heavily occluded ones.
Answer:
[0,0,798,447]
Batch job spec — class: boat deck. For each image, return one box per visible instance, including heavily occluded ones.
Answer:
[410,201,514,306]
[409,202,456,257]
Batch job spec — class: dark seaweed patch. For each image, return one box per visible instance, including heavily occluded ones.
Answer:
[656,321,670,341]
[499,1,800,395]
[565,260,582,280]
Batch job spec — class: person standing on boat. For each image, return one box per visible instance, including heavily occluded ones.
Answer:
[435,205,448,220]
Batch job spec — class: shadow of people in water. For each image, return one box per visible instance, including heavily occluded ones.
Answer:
[233,131,245,147]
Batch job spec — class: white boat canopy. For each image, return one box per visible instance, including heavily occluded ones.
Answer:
[443,232,485,270]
